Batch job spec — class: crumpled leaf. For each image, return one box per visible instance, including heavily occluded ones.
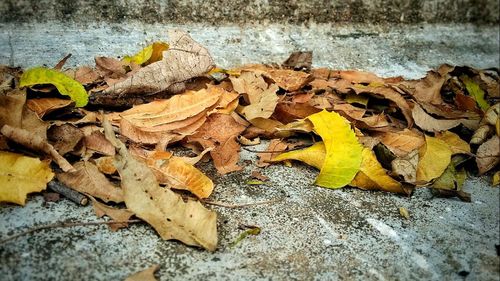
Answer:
[476,135,500,175]
[125,265,160,281]
[104,30,214,96]
[391,149,419,183]
[351,148,405,194]
[460,75,490,111]
[103,118,218,251]
[308,110,363,188]
[470,124,494,145]
[435,131,471,155]
[416,135,452,183]
[19,67,88,107]
[57,161,124,203]
[433,161,467,191]
[188,113,246,175]
[130,148,214,199]
[0,151,54,205]
[231,71,279,120]
[47,124,84,155]
[123,42,169,66]
[91,197,134,231]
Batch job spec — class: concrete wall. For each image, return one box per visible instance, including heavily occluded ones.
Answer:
[1,0,498,24]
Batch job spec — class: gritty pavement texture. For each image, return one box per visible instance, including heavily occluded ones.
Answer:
[0,23,499,280]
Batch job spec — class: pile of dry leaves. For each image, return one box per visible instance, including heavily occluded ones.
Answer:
[0,30,498,252]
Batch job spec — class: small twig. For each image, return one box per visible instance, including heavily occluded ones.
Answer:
[48,180,88,206]
[201,198,283,209]
[242,147,290,154]
[0,219,142,244]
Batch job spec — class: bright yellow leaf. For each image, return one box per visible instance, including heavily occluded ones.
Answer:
[123,42,169,66]
[416,135,452,183]
[493,171,499,186]
[435,131,471,155]
[20,67,88,107]
[0,151,54,205]
[271,141,325,169]
[351,148,405,193]
[307,110,363,188]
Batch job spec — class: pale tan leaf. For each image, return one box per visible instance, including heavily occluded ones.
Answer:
[391,149,419,183]
[476,135,500,175]
[102,118,218,251]
[257,139,289,167]
[374,129,425,157]
[57,161,123,203]
[91,197,134,231]
[26,98,73,118]
[84,131,115,156]
[104,30,214,96]
[412,103,463,132]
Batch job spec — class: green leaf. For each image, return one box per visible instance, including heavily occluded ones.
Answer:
[20,67,88,107]
[460,75,490,111]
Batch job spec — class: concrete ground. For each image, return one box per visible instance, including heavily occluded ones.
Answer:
[0,22,499,280]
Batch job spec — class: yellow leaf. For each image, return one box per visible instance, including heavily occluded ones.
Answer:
[308,110,363,188]
[493,171,499,186]
[272,141,325,169]
[351,148,405,193]
[416,135,452,183]
[435,131,471,155]
[19,67,88,107]
[0,151,54,205]
[123,42,169,66]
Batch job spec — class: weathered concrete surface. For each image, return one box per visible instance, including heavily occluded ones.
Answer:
[0,22,499,280]
[0,147,499,280]
[1,0,499,24]
[0,23,499,79]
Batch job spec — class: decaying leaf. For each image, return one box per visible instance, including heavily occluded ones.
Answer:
[231,71,279,120]
[374,129,425,158]
[416,135,452,183]
[94,156,117,175]
[19,67,88,107]
[103,117,218,251]
[104,30,214,96]
[0,89,26,128]
[433,161,467,191]
[476,135,500,175]
[257,139,290,168]
[412,103,463,132]
[0,151,54,205]
[1,124,74,172]
[47,124,84,155]
[188,113,246,174]
[391,149,419,183]
[282,51,312,71]
[130,148,214,199]
[460,75,490,111]
[57,161,124,203]
[91,197,134,231]
[470,124,494,145]
[26,98,73,118]
[125,265,160,281]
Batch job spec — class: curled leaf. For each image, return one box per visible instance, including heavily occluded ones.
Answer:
[20,67,88,107]
[123,42,169,66]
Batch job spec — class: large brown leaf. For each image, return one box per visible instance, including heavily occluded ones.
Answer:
[476,135,500,175]
[374,129,425,157]
[57,161,124,203]
[103,118,218,251]
[412,103,464,132]
[104,30,214,96]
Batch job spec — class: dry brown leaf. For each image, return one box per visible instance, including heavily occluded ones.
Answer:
[21,106,48,140]
[188,113,246,175]
[331,70,384,84]
[91,197,134,231]
[391,149,419,183]
[83,131,116,156]
[470,124,494,145]
[238,136,260,146]
[273,101,321,124]
[120,88,220,128]
[130,148,214,198]
[476,135,500,175]
[283,51,312,70]
[405,70,445,105]
[94,156,117,174]
[95,56,126,79]
[1,124,74,172]
[57,161,123,203]
[264,69,311,92]
[257,139,289,167]
[412,103,463,132]
[104,30,214,96]
[64,66,100,85]
[47,124,84,155]
[26,98,73,118]
[231,71,279,120]
[351,85,413,127]
[0,89,26,128]
[374,129,425,157]
[125,265,160,281]
[102,118,218,251]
